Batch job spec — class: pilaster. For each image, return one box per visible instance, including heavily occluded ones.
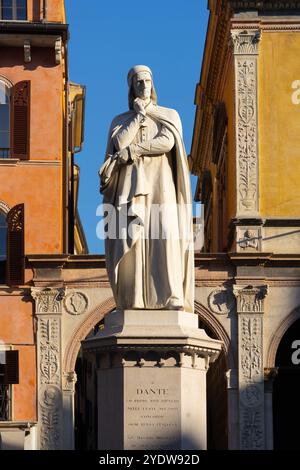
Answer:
[31,288,65,450]
[233,284,268,449]
[231,29,261,222]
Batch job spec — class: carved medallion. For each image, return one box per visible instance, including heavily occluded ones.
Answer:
[208,288,235,315]
[64,292,89,315]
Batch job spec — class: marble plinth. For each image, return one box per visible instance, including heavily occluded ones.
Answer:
[83,310,222,450]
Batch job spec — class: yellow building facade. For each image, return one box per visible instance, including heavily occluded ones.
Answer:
[190,0,300,450]
[191,0,300,254]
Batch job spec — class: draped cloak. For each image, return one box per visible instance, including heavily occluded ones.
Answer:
[99,103,194,312]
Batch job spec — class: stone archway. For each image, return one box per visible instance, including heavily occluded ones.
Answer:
[194,301,232,449]
[61,297,116,450]
[63,297,115,374]
[268,310,300,449]
[266,306,300,369]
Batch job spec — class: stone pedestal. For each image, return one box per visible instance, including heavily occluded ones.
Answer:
[83,310,222,450]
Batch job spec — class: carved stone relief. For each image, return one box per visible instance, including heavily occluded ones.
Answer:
[39,385,62,450]
[64,291,89,315]
[237,228,261,251]
[234,285,268,450]
[208,288,236,315]
[32,288,64,314]
[31,288,64,450]
[231,30,261,216]
[62,371,77,393]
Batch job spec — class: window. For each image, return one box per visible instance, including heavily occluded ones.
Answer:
[0,79,31,160]
[0,349,19,421]
[0,81,10,158]
[0,211,7,283]
[0,204,25,286]
[0,0,27,20]
[0,212,7,261]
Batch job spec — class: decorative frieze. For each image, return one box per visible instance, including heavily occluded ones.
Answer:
[92,345,219,371]
[234,285,268,450]
[231,30,261,217]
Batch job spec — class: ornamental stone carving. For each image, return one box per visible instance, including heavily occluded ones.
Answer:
[237,228,261,251]
[234,285,268,314]
[208,288,235,315]
[231,29,261,216]
[40,318,60,385]
[39,385,62,450]
[233,284,268,450]
[64,291,89,315]
[62,371,77,393]
[31,288,64,450]
[32,288,65,314]
[231,30,261,55]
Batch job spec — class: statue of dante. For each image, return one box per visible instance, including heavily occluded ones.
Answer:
[99,65,194,312]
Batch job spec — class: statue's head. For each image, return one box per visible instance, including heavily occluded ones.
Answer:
[127,65,157,109]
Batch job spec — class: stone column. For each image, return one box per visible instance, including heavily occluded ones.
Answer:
[226,368,239,449]
[83,309,222,451]
[264,367,278,450]
[62,371,77,450]
[31,288,65,450]
[233,285,268,449]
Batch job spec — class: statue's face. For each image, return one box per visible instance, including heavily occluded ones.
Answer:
[132,71,152,101]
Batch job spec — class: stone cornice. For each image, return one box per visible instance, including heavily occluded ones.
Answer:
[190,0,231,177]
[229,0,300,10]
[27,254,106,269]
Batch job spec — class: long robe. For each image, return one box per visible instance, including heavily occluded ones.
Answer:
[99,102,194,312]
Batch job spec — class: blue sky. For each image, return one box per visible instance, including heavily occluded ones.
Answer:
[65,0,209,254]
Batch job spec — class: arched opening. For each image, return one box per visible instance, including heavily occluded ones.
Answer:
[273,317,300,449]
[195,303,230,450]
[198,319,228,449]
[67,300,230,450]
[74,317,105,450]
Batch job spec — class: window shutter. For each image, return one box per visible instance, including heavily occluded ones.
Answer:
[6,204,25,286]
[10,81,31,160]
[4,351,19,385]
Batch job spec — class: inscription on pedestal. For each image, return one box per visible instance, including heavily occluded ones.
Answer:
[125,383,180,450]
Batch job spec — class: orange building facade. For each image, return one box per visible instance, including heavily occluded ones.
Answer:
[0,0,87,449]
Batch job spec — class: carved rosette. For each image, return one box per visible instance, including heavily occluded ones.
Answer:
[31,288,65,450]
[234,285,268,450]
[231,30,261,216]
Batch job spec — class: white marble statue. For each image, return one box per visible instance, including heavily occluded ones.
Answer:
[99,65,194,312]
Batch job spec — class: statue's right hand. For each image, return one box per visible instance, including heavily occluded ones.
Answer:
[133,98,146,116]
